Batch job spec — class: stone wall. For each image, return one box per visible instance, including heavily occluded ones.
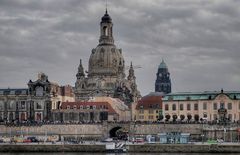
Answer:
[0,123,239,141]
[0,144,105,152]
[2,144,240,153]
[129,144,240,153]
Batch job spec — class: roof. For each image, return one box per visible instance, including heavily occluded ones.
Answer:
[0,88,28,95]
[61,101,117,114]
[136,92,163,109]
[101,10,112,23]
[163,91,240,101]
[158,59,167,69]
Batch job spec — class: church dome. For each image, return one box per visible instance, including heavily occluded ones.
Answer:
[88,45,125,77]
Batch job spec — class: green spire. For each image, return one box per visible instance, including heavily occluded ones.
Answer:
[159,59,167,69]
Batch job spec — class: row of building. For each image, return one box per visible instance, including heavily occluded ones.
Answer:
[135,90,240,123]
[1,9,239,124]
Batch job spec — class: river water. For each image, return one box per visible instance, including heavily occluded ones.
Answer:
[1,153,240,155]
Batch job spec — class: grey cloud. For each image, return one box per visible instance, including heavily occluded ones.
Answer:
[0,0,239,96]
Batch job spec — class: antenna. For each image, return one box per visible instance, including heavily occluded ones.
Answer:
[105,0,108,13]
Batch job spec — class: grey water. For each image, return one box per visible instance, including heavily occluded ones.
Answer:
[1,153,240,155]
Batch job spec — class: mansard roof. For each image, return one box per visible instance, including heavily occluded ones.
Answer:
[163,91,240,101]
[0,88,28,95]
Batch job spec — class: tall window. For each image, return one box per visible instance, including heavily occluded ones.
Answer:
[213,103,217,110]
[172,104,176,111]
[187,104,191,111]
[220,102,225,109]
[103,26,108,36]
[203,102,207,110]
[228,103,232,110]
[165,104,169,111]
[228,114,232,121]
[180,104,184,111]
[194,103,198,110]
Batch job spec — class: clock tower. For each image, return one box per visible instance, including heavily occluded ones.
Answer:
[155,59,171,94]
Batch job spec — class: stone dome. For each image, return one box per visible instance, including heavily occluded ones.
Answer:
[88,45,125,77]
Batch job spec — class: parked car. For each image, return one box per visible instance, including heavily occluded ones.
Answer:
[27,137,39,143]
[135,138,144,143]
[23,139,31,143]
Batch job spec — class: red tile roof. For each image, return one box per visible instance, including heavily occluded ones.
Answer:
[136,95,163,110]
[61,101,117,114]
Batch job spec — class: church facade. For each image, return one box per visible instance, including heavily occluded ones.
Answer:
[155,60,171,94]
[75,10,141,104]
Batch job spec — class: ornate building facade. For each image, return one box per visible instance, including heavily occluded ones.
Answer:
[155,60,171,94]
[0,73,74,123]
[75,10,140,103]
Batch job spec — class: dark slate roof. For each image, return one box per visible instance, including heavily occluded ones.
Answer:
[163,91,240,101]
[0,88,28,95]
[101,10,112,23]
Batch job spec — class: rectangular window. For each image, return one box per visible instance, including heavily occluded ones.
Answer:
[228,103,232,110]
[203,103,207,110]
[228,114,232,121]
[172,104,176,111]
[213,103,217,110]
[220,103,225,109]
[165,104,169,111]
[139,109,144,114]
[194,104,198,110]
[149,109,154,114]
[148,115,154,119]
[139,115,144,119]
[187,104,191,111]
[180,104,184,111]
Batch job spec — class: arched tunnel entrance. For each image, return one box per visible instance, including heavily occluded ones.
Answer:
[109,126,128,140]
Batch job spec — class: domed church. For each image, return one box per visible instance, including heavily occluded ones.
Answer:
[75,10,141,104]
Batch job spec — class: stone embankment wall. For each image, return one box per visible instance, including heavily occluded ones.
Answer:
[129,144,240,153]
[0,144,105,152]
[132,124,202,135]
[0,124,103,137]
[1,144,240,153]
[0,123,239,141]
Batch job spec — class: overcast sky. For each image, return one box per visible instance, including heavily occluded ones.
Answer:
[0,0,240,96]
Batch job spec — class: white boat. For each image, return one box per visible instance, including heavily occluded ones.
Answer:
[105,142,127,153]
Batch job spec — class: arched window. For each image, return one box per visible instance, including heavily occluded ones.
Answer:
[103,26,108,36]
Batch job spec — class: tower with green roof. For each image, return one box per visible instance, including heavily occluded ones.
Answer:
[155,59,171,94]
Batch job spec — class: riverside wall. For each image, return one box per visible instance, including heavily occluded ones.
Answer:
[0,123,240,141]
[1,144,240,153]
